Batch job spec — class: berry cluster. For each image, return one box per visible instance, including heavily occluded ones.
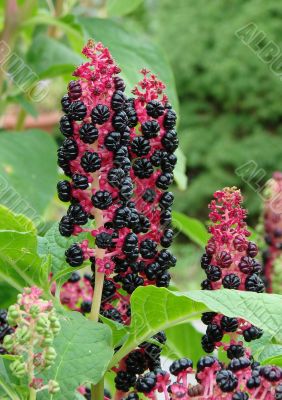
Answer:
[3,287,60,395]
[0,308,13,354]
[57,40,178,323]
[200,187,265,353]
[261,172,282,294]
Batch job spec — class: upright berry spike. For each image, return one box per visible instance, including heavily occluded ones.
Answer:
[261,172,282,294]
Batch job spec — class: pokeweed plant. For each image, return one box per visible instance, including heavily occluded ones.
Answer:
[0,40,282,400]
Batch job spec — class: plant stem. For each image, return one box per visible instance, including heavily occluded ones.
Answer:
[29,387,37,400]
[91,377,104,400]
[15,108,27,130]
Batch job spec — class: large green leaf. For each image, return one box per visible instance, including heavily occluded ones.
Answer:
[172,211,209,247]
[0,206,49,291]
[0,130,58,228]
[78,17,178,110]
[38,222,92,279]
[26,35,83,78]
[259,345,282,366]
[187,289,282,338]
[174,148,188,191]
[111,286,282,367]
[163,323,204,365]
[107,0,144,16]
[109,286,207,367]
[39,312,113,400]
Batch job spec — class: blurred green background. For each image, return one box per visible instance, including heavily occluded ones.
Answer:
[0,0,281,300]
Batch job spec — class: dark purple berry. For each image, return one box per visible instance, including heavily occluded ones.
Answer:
[79,123,98,144]
[81,151,101,173]
[91,104,110,124]
[91,190,113,210]
[57,180,71,202]
[65,243,84,267]
[146,100,164,118]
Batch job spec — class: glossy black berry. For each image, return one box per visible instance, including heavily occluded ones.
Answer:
[131,137,151,156]
[196,355,217,372]
[229,357,251,372]
[159,192,174,209]
[102,279,116,302]
[62,138,78,160]
[120,177,133,202]
[227,344,245,359]
[157,249,176,267]
[67,204,88,225]
[91,190,113,210]
[140,239,157,259]
[104,131,121,151]
[79,123,98,144]
[68,101,87,121]
[81,151,101,173]
[201,334,215,353]
[161,130,179,153]
[246,370,261,389]
[81,300,92,313]
[61,94,71,113]
[125,350,147,374]
[247,241,258,258]
[221,316,239,332]
[133,159,154,179]
[161,228,174,248]
[0,310,7,324]
[135,372,156,393]
[91,104,110,124]
[201,253,212,269]
[68,80,82,100]
[57,148,71,176]
[57,180,71,202]
[151,150,163,167]
[232,391,249,400]
[164,109,177,129]
[113,206,132,229]
[113,77,126,92]
[160,153,177,173]
[153,331,167,344]
[169,358,193,375]
[216,369,238,392]
[65,243,84,267]
[72,174,88,190]
[206,323,223,342]
[141,120,160,138]
[245,274,265,293]
[217,251,232,268]
[146,100,164,118]
[59,215,74,237]
[156,271,171,287]
[107,168,126,188]
[243,326,263,342]
[125,107,138,128]
[123,233,138,258]
[102,308,123,324]
[95,232,113,249]
[125,394,139,400]
[222,274,240,289]
[275,384,282,400]
[112,111,129,132]
[201,279,212,290]
[238,256,255,274]
[205,265,222,281]
[144,262,161,280]
[122,273,144,294]
[59,114,73,138]
[142,189,156,203]
[201,312,217,325]
[111,90,127,111]
[156,173,173,190]
[260,366,282,382]
[115,371,136,392]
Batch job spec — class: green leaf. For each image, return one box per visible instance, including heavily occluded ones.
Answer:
[0,130,58,229]
[78,17,178,110]
[187,290,282,337]
[39,312,113,400]
[39,222,92,278]
[26,35,83,78]
[107,0,144,16]
[173,148,188,190]
[100,316,128,348]
[0,206,49,291]
[109,286,207,367]
[258,344,282,366]
[0,359,21,400]
[111,287,282,367]
[163,323,204,364]
[172,211,209,247]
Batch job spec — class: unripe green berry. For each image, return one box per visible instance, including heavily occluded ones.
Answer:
[36,315,50,334]
[41,332,54,347]
[51,320,61,335]
[44,347,57,367]
[10,360,26,378]
[16,325,31,344]
[29,305,40,318]
[7,305,20,325]
[48,380,60,394]
[3,334,14,351]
